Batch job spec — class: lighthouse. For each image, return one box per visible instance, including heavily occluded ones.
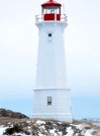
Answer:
[33,0,73,123]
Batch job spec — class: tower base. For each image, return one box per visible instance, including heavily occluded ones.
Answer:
[33,113,73,123]
[33,88,73,123]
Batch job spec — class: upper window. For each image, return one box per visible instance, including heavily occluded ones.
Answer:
[48,33,52,37]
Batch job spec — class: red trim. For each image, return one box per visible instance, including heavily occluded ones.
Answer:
[44,14,61,21]
[41,0,61,7]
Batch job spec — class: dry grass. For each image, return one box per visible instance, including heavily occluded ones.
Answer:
[73,120,100,133]
[0,117,30,125]
[0,117,100,136]
[0,117,100,132]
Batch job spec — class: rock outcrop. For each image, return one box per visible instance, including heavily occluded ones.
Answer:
[0,108,29,119]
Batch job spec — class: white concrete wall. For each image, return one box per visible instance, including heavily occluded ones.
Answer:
[35,22,67,89]
[33,89,73,123]
[33,21,73,123]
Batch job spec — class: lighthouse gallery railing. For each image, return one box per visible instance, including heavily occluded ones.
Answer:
[35,14,67,23]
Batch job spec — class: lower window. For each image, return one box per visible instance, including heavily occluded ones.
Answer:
[47,96,52,105]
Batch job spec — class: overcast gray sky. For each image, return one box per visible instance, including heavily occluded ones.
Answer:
[0,0,100,119]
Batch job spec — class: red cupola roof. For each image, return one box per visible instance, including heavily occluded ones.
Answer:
[41,0,62,8]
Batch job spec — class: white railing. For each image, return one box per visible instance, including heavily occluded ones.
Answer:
[35,14,67,23]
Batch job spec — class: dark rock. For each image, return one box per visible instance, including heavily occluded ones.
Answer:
[3,124,30,135]
[0,108,29,119]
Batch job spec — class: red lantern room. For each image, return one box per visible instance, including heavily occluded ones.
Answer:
[35,0,67,23]
[41,0,62,21]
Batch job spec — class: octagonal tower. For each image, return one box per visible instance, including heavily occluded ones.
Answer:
[33,0,73,123]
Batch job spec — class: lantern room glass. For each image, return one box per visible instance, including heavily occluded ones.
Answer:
[42,6,61,15]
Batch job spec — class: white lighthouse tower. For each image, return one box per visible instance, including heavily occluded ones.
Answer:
[33,0,73,123]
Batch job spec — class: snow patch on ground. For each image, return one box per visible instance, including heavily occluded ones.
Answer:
[36,120,46,125]
[66,127,74,136]
[0,126,8,136]
[0,119,100,136]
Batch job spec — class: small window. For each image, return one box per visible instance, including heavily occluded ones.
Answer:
[48,33,52,37]
[47,96,52,105]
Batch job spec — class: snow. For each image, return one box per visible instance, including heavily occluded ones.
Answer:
[0,126,8,136]
[66,127,74,136]
[0,124,32,136]
[49,128,56,135]
[0,120,99,136]
[85,129,94,136]
[0,127,32,136]
[36,120,46,125]
[93,123,100,126]
[76,124,84,130]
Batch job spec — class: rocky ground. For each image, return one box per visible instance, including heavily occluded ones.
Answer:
[0,109,100,136]
[0,118,100,136]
